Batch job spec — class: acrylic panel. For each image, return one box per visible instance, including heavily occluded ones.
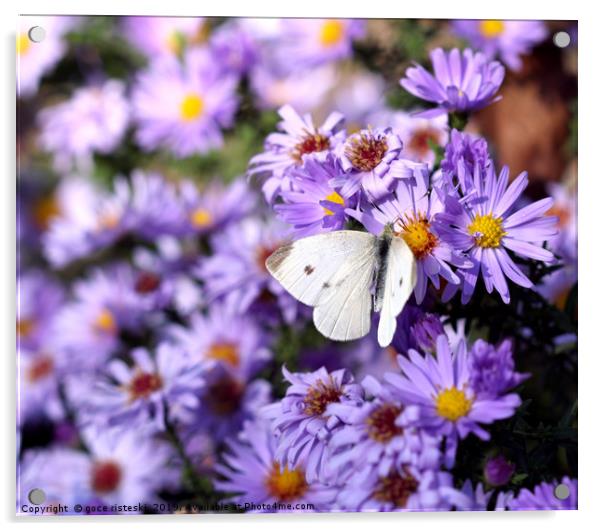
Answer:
[16,15,577,516]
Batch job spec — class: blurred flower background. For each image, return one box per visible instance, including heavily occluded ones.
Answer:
[17,16,577,514]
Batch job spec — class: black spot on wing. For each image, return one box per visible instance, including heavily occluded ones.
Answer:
[399,277,403,286]
[322,282,331,289]
[304,265,315,275]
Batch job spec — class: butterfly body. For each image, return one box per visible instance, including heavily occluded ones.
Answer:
[266,228,417,347]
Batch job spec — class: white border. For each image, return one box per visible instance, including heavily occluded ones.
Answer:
[2,1,598,529]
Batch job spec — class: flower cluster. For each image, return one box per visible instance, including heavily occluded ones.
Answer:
[217,334,538,511]
[253,103,558,305]
[17,16,576,515]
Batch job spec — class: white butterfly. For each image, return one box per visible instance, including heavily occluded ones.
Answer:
[265,227,417,347]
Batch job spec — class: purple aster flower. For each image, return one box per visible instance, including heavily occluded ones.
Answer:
[333,127,405,201]
[248,104,345,203]
[484,455,516,487]
[273,19,365,71]
[457,480,492,510]
[349,306,447,382]
[193,366,272,442]
[52,295,121,371]
[436,165,558,303]
[80,427,178,507]
[69,263,173,334]
[19,430,177,511]
[400,48,505,118]
[536,184,577,307]
[17,270,64,352]
[347,166,470,303]
[327,375,442,483]
[84,345,204,432]
[390,305,447,355]
[18,350,64,424]
[38,80,130,172]
[197,217,298,323]
[41,178,121,267]
[116,170,186,239]
[369,109,449,167]
[468,339,529,398]
[215,418,337,512]
[132,47,238,157]
[17,16,78,98]
[544,182,578,263]
[275,154,357,237]
[452,20,548,71]
[505,477,577,510]
[50,263,172,370]
[43,171,184,266]
[179,177,256,235]
[385,335,522,467]
[121,16,207,59]
[440,129,492,183]
[262,366,363,483]
[170,301,271,379]
[336,464,471,511]
[333,70,386,126]
[250,63,337,115]
[18,447,90,511]
[209,20,259,76]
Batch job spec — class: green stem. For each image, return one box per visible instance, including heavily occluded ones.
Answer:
[164,410,214,501]
[449,111,469,131]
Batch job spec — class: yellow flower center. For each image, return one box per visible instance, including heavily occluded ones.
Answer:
[206,342,240,367]
[17,33,31,56]
[435,387,473,421]
[265,463,308,502]
[190,208,213,228]
[180,94,204,121]
[94,309,117,334]
[17,318,35,338]
[33,196,61,230]
[323,191,345,216]
[398,214,438,259]
[468,213,506,248]
[480,20,505,38]
[319,20,344,47]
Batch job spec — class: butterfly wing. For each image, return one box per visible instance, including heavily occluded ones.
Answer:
[312,241,379,341]
[266,230,378,341]
[377,236,417,347]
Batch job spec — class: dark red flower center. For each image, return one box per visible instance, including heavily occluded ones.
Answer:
[128,371,163,401]
[206,376,244,415]
[366,403,404,443]
[92,460,122,494]
[27,355,54,383]
[256,245,278,272]
[407,128,440,157]
[292,132,330,163]
[303,376,342,416]
[134,271,161,294]
[372,468,419,508]
[345,132,388,172]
